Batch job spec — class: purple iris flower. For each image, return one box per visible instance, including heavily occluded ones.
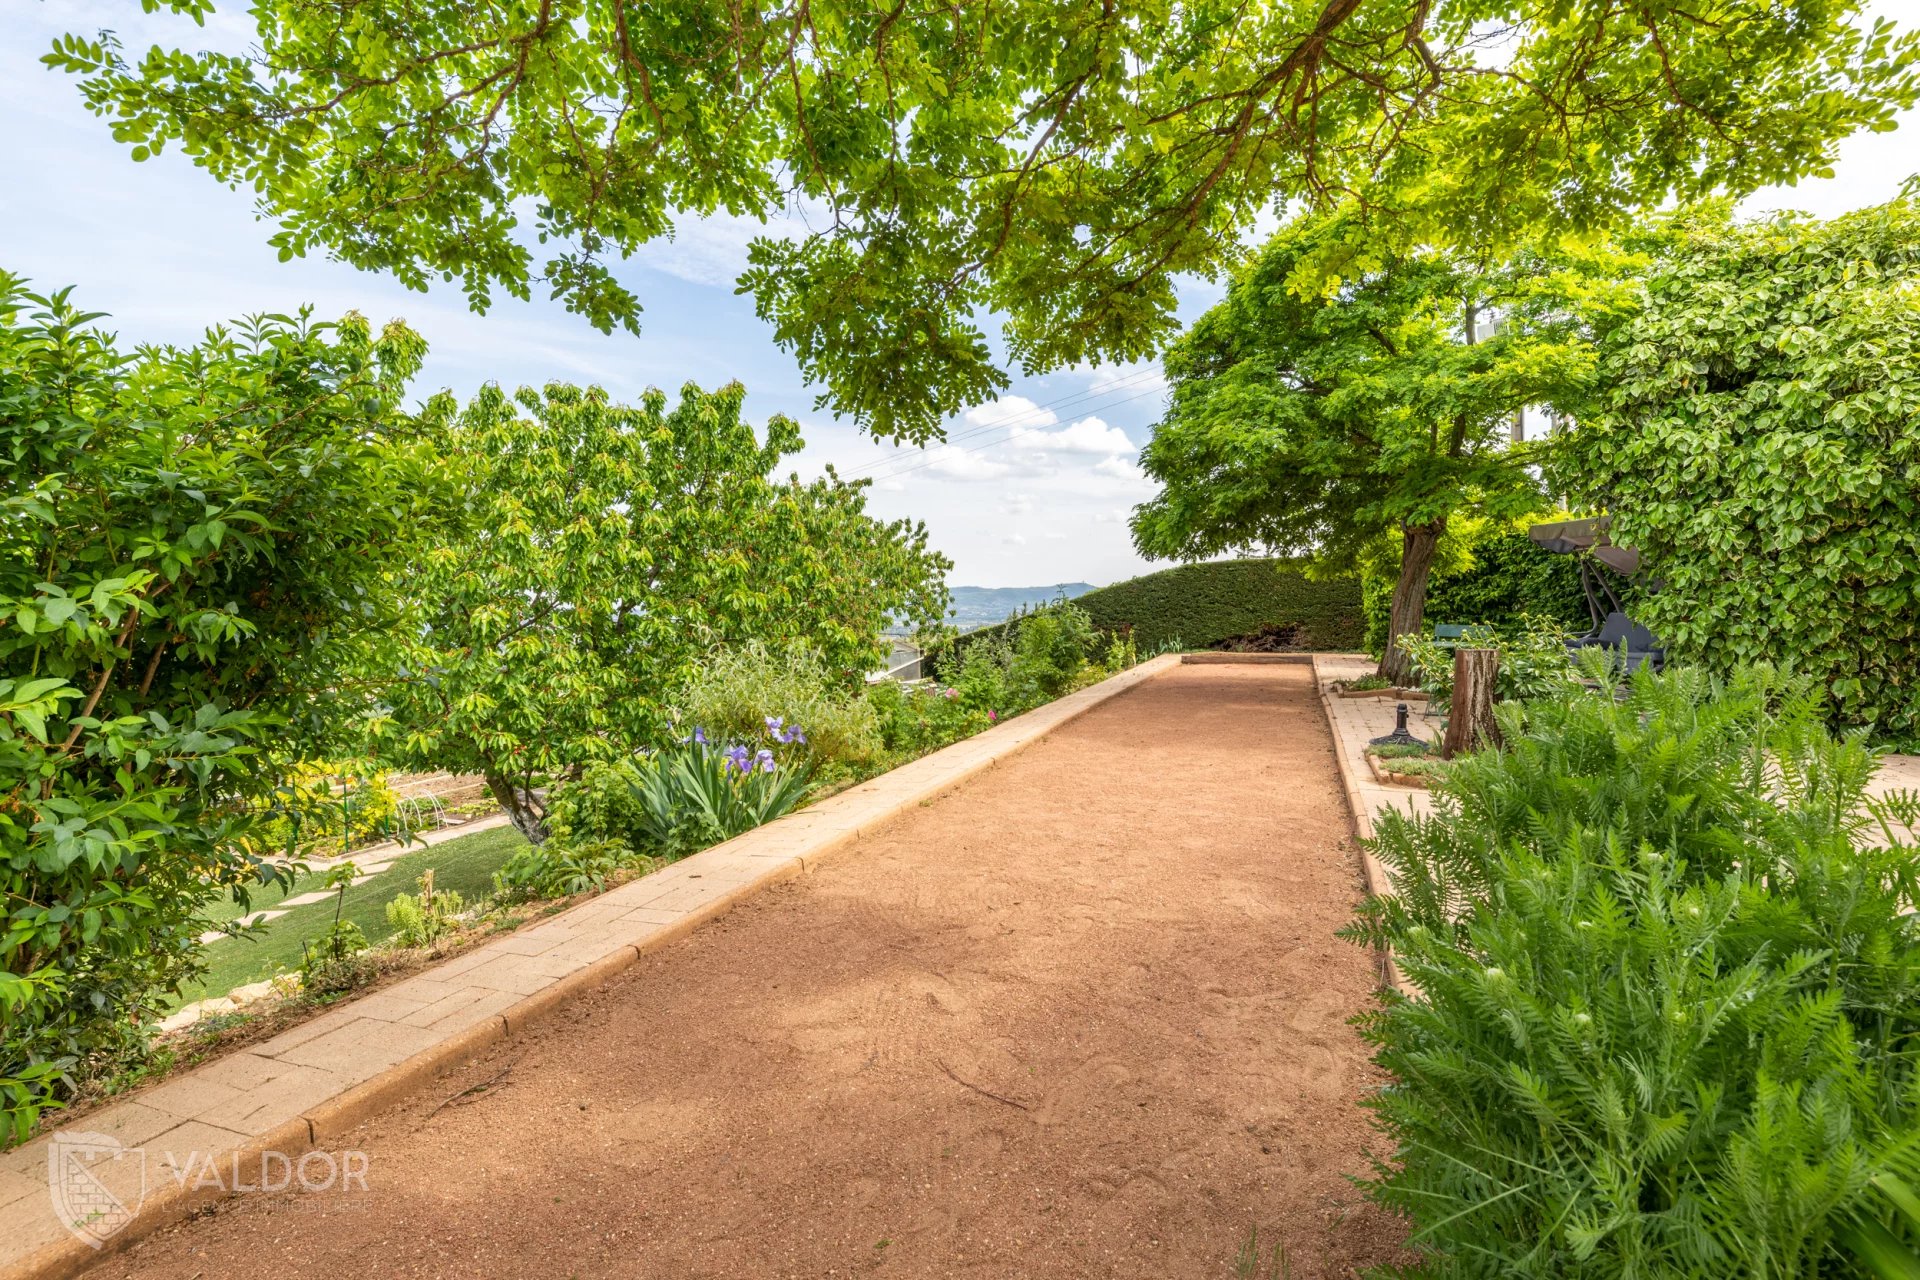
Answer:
[694,727,707,746]
[765,715,783,736]
[723,744,750,774]
[755,748,776,774]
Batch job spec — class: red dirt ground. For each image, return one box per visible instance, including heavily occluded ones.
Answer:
[96,663,1406,1278]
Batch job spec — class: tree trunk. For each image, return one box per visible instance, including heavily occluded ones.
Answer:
[485,771,548,845]
[1379,520,1445,685]
[1442,647,1501,759]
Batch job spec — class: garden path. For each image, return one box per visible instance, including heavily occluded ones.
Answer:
[96,663,1405,1279]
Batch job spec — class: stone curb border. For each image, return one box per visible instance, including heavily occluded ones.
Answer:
[1310,654,1419,996]
[0,654,1183,1280]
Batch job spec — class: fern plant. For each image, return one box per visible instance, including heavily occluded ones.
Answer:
[1346,662,1920,1278]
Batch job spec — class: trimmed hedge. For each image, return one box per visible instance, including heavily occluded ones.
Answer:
[936,558,1362,670]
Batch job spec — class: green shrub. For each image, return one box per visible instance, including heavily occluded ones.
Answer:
[1347,665,1920,1277]
[867,680,991,756]
[1563,200,1920,744]
[1362,531,1604,657]
[1081,558,1361,652]
[382,874,466,948]
[0,279,448,1141]
[625,741,813,856]
[546,759,654,852]
[1395,615,1578,709]
[490,838,633,903]
[1006,599,1097,704]
[673,641,883,768]
[952,631,1015,715]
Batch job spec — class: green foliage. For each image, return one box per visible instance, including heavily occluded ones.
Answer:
[624,743,813,858]
[1006,599,1098,705]
[1562,199,1920,744]
[1347,665,1920,1277]
[381,874,466,948]
[1133,211,1641,679]
[490,838,633,904]
[866,681,990,758]
[673,642,883,769]
[248,763,406,860]
[545,760,654,854]
[372,379,947,843]
[1361,531,1601,657]
[49,0,1919,438]
[955,559,1363,659]
[934,598,1098,716]
[1396,616,1579,709]
[0,277,445,1140]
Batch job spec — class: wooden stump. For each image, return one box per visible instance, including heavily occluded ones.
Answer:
[1443,647,1501,759]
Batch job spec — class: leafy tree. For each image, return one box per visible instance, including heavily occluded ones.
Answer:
[0,278,447,1140]
[1562,198,1920,743]
[45,1,1918,439]
[1131,213,1636,683]
[375,380,948,842]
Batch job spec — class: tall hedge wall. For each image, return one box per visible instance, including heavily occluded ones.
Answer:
[935,558,1363,670]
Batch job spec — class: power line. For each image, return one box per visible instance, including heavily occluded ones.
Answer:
[839,367,1169,477]
[860,382,1173,485]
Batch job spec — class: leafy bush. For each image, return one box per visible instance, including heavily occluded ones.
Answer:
[867,681,991,756]
[673,641,882,768]
[625,742,813,856]
[490,838,633,904]
[1347,665,1920,1277]
[546,759,654,852]
[249,763,405,859]
[1396,615,1577,709]
[0,279,447,1141]
[1563,200,1920,744]
[373,379,948,843]
[1362,531,1604,657]
[1006,599,1098,704]
[382,873,466,948]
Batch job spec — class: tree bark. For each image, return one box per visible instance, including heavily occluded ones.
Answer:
[484,770,548,845]
[1443,647,1501,759]
[1379,519,1445,685]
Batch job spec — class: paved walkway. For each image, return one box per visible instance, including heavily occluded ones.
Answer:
[73,663,1404,1279]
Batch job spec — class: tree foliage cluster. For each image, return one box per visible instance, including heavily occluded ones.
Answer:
[375,378,947,842]
[44,0,1919,438]
[0,281,449,1140]
[1562,199,1920,743]
[1131,211,1643,680]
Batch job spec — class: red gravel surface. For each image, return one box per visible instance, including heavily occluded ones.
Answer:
[99,663,1405,1278]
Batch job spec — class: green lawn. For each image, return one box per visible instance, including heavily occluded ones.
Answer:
[179,825,529,1007]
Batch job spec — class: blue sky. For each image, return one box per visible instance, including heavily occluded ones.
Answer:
[4,1,1915,586]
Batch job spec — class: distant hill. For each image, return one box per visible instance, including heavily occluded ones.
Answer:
[946,582,1095,630]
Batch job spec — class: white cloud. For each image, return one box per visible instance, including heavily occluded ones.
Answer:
[1094,456,1151,485]
[1011,414,1136,457]
[1002,533,1028,546]
[630,206,815,287]
[1000,492,1036,515]
[1080,362,1169,398]
[923,448,1017,482]
[961,395,1059,432]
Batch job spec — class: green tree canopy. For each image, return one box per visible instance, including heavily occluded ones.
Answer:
[46,0,1918,440]
[375,380,949,842]
[0,279,449,1139]
[1132,213,1639,681]
[1562,198,1920,742]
